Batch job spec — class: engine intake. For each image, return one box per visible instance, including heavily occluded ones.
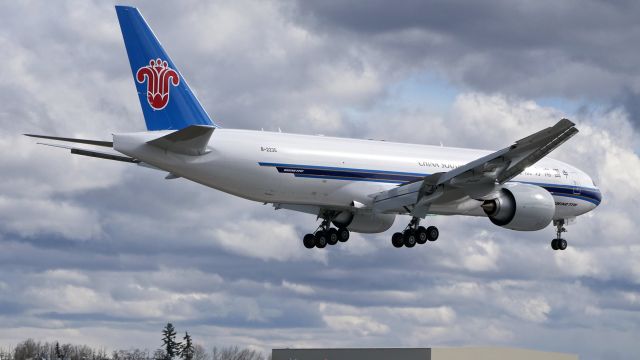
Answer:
[482,183,555,231]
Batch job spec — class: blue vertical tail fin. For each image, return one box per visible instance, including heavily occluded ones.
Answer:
[115,5,216,131]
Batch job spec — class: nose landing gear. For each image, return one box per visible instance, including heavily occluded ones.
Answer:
[392,217,438,248]
[551,219,568,251]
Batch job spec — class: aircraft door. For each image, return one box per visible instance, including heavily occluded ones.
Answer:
[570,171,581,195]
[572,181,580,195]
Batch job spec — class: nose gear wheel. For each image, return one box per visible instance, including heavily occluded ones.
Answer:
[551,219,568,251]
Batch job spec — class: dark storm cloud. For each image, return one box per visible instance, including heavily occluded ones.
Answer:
[297,0,633,48]
[296,0,640,127]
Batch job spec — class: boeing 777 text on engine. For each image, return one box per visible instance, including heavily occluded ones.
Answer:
[27,6,602,251]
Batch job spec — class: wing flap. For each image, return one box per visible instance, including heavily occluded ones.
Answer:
[372,181,422,213]
[372,172,445,214]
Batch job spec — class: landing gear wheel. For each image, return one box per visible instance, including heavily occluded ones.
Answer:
[303,234,315,249]
[403,230,416,248]
[552,219,568,251]
[314,231,327,248]
[337,227,350,242]
[392,232,404,248]
[558,238,568,250]
[326,228,339,245]
[415,226,428,244]
[426,226,439,241]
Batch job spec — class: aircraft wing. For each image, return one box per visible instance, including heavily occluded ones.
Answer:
[371,119,578,217]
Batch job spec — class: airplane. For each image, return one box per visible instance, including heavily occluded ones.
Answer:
[25,5,601,251]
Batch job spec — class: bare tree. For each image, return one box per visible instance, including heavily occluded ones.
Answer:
[153,349,166,360]
[9,339,267,360]
[211,346,265,360]
[112,349,150,360]
[14,339,40,360]
[0,346,14,360]
[191,345,207,360]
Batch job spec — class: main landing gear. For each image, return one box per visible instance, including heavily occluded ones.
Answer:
[551,219,568,251]
[302,218,349,249]
[391,217,438,248]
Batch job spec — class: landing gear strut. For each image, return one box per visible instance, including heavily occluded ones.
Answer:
[302,216,349,249]
[551,219,568,251]
[392,217,438,248]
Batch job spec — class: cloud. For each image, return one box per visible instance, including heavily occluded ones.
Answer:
[322,315,389,336]
[295,0,640,130]
[281,280,315,295]
[1,1,639,360]
[0,196,102,240]
[213,219,327,263]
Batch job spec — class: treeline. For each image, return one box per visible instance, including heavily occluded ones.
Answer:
[0,323,269,360]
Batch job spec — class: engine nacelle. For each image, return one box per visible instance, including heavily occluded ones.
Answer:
[333,212,395,233]
[481,183,555,231]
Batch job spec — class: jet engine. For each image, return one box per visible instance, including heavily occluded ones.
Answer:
[481,183,555,231]
[332,212,395,233]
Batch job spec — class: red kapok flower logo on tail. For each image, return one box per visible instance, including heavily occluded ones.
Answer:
[136,58,180,110]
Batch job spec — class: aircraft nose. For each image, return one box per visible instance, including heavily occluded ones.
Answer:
[587,176,602,208]
[593,187,602,207]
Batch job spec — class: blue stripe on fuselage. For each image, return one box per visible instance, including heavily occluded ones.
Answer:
[258,162,602,205]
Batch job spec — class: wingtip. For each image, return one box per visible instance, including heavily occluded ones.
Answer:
[24,133,48,139]
[559,118,576,127]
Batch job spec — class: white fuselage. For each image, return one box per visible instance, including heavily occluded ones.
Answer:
[113,129,601,227]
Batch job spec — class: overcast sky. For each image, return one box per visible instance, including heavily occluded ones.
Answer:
[1,1,639,359]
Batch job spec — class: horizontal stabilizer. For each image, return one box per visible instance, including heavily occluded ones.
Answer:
[37,142,139,163]
[147,125,214,155]
[71,148,139,163]
[24,134,113,147]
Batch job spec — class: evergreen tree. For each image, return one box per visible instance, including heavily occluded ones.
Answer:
[179,333,194,360]
[55,342,62,360]
[161,323,181,360]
